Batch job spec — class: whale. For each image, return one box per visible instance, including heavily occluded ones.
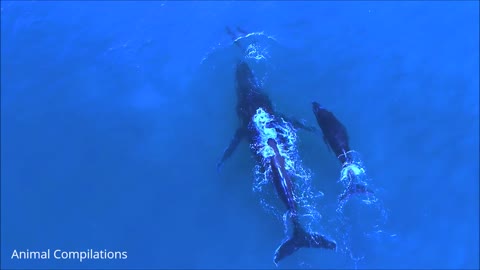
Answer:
[312,102,351,164]
[217,61,336,264]
[311,101,374,202]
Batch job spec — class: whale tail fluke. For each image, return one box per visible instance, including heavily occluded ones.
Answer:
[273,226,336,265]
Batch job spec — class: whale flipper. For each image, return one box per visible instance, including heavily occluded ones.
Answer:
[274,226,336,264]
[236,26,249,35]
[217,127,246,172]
[278,113,317,133]
[225,26,237,41]
[226,26,246,50]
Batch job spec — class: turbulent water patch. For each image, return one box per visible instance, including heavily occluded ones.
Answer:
[251,108,323,232]
[332,150,392,263]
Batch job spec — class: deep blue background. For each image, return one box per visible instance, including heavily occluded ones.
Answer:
[1,1,479,269]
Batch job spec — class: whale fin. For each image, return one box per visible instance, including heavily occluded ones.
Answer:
[278,113,317,133]
[273,226,336,265]
[236,26,249,35]
[217,127,246,172]
[225,26,238,41]
[226,26,246,50]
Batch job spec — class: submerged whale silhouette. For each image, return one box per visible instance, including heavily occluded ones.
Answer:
[217,60,336,264]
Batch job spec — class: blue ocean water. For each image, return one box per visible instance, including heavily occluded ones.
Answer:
[1,1,478,269]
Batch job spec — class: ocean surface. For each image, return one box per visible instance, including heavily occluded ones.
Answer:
[1,1,479,269]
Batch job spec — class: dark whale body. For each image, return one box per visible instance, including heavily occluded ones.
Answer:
[312,102,351,164]
[218,62,336,264]
[311,101,374,201]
